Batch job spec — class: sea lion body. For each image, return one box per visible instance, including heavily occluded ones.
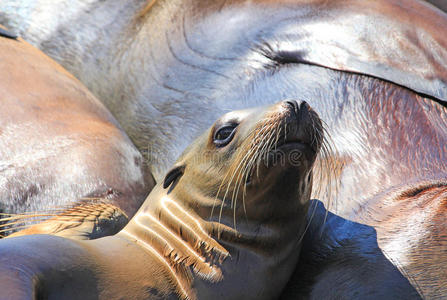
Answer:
[0,100,323,300]
[0,31,154,238]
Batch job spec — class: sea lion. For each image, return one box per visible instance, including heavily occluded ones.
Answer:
[0,99,323,300]
[0,29,155,239]
[1,0,447,297]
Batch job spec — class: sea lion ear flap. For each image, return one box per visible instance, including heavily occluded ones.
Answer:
[163,165,185,189]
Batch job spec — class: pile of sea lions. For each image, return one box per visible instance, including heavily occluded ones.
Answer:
[0,0,446,299]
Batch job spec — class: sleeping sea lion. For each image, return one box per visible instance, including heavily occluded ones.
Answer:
[0,99,324,300]
[0,28,154,239]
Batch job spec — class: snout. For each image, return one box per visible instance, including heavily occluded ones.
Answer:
[283,99,312,123]
[277,99,321,151]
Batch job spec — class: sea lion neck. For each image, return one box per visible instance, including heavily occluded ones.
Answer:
[119,184,230,282]
[118,179,310,300]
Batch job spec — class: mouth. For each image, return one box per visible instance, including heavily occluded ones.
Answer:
[244,139,311,185]
[274,136,315,152]
[275,137,307,147]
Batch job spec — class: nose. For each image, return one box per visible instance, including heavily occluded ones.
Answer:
[284,99,310,116]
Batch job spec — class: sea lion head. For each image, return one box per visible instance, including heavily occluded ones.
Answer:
[162,99,322,230]
[117,99,324,299]
[128,99,324,299]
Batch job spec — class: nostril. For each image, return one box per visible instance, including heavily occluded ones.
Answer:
[284,99,310,115]
[299,100,310,111]
[284,100,299,114]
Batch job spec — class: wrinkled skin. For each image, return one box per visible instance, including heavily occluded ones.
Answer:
[0,0,447,298]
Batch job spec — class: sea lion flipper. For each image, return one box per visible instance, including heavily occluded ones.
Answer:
[3,201,128,240]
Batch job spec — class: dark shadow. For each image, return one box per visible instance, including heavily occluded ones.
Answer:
[0,27,18,39]
[280,200,422,299]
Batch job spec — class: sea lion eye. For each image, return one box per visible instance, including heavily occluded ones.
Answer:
[213,124,238,147]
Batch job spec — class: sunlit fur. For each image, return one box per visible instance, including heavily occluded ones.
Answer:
[0,199,128,239]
